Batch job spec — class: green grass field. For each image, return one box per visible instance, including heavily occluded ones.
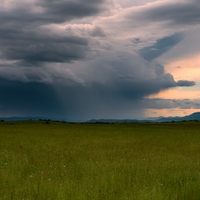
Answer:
[1,120,200,200]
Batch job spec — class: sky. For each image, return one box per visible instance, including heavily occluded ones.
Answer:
[0,0,200,121]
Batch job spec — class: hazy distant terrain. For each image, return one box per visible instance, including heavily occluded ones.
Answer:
[88,112,200,123]
[1,112,200,123]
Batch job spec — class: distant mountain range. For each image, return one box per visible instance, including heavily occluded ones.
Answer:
[1,112,200,123]
[155,112,200,122]
[87,112,200,123]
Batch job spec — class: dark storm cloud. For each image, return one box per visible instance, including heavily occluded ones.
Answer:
[0,78,66,118]
[113,73,195,99]
[176,80,195,87]
[0,57,195,120]
[0,0,108,65]
[144,0,200,26]
[1,36,89,64]
[139,33,184,60]
[0,28,90,64]
[124,0,200,29]
[0,78,195,120]
[38,0,107,23]
[49,74,195,120]
[0,0,107,25]
[0,77,142,120]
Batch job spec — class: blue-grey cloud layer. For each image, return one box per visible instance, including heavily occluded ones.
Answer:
[139,33,184,60]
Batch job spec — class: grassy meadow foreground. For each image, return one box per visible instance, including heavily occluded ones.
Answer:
[1,121,200,200]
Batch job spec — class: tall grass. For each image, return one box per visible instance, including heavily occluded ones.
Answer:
[1,121,200,199]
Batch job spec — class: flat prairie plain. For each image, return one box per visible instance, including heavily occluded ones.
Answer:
[1,121,200,200]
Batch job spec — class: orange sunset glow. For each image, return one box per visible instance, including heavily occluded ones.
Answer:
[146,54,200,117]
[167,54,200,82]
[145,108,200,118]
